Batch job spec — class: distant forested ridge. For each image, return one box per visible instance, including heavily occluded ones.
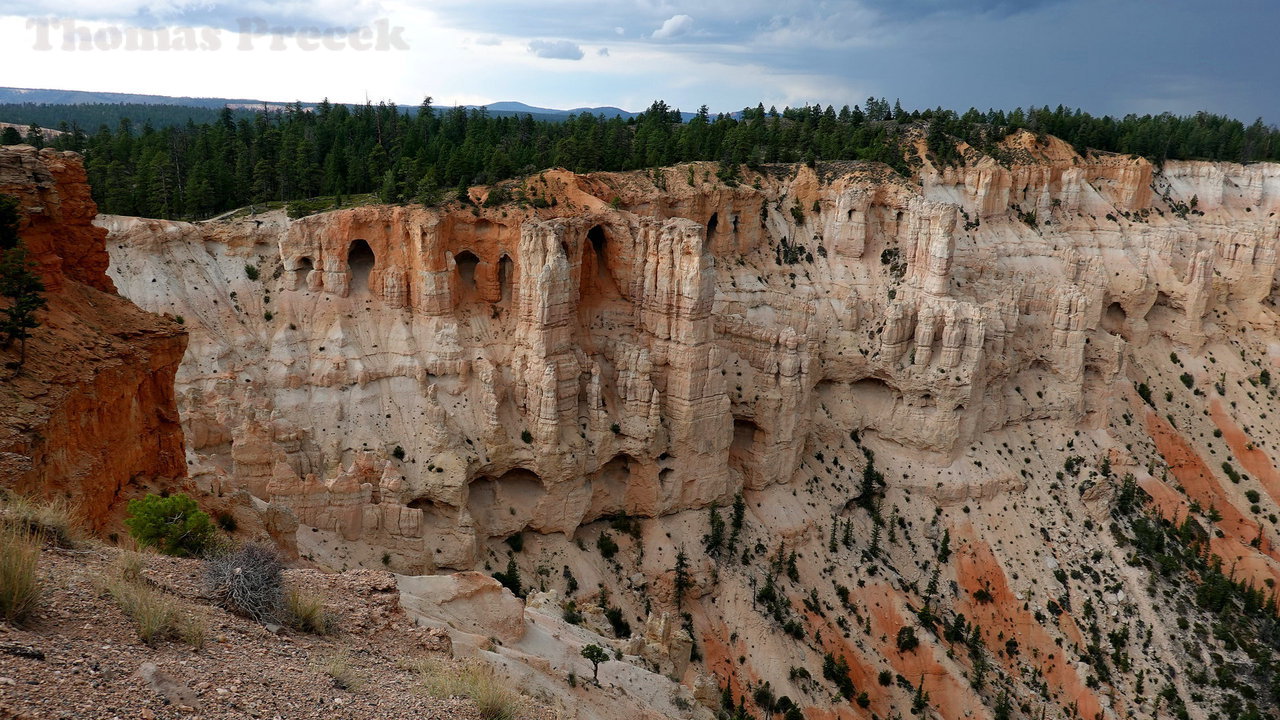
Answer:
[3,96,1278,221]
[0,102,258,134]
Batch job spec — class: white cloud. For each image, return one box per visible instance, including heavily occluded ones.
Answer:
[650,13,692,40]
[527,38,583,60]
[597,46,609,56]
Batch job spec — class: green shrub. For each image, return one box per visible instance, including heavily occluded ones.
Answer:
[493,556,522,597]
[896,625,919,652]
[604,606,631,637]
[124,493,215,557]
[596,532,619,559]
[562,601,583,625]
[216,512,238,532]
[581,643,609,683]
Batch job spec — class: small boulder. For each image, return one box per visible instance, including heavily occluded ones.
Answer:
[397,571,526,643]
[138,662,201,710]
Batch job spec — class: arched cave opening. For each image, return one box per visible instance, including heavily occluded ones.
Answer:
[454,250,480,300]
[1102,301,1127,336]
[466,468,546,538]
[730,418,761,486]
[707,212,719,235]
[293,256,314,290]
[347,240,375,293]
[588,453,634,520]
[498,255,515,303]
[583,225,620,300]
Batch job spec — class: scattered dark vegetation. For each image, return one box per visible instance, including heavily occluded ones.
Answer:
[1111,472,1280,717]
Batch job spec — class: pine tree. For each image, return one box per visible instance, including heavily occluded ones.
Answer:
[673,547,691,609]
[704,504,725,557]
[731,492,746,535]
[580,643,609,684]
[23,124,43,149]
[911,675,929,715]
[0,195,46,371]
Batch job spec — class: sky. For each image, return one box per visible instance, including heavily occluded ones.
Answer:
[0,0,1277,122]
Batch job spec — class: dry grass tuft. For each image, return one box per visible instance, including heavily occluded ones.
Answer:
[114,549,146,583]
[319,652,363,691]
[284,586,336,635]
[99,574,205,648]
[405,656,519,720]
[0,522,42,626]
[0,493,84,548]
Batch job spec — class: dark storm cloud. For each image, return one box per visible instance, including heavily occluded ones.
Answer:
[861,0,1068,20]
[4,0,1278,121]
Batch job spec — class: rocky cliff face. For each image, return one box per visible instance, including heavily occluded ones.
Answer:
[106,132,1280,720]
[0,146,187,527]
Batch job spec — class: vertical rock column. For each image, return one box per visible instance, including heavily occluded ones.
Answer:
[636,218,732,502]
[515,219,581,444]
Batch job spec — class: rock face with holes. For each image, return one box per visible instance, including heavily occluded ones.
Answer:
[103,134,1280,572]
[0,146,187,526]
[101,134,1280,720]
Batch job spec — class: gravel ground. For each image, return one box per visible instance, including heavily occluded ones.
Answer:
[0,542,555,720]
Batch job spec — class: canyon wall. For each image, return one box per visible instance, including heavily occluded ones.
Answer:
[105,132,1280,720]
[0,146,187,527]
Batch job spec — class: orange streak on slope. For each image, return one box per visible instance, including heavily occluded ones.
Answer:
[1145,410,1280,588]
[697,614,757,707]
[953,526,1103,720]
[860,582,992,720]
[805,608,882,719]
[1209,399,1280,508]
[1138,475,1280,591]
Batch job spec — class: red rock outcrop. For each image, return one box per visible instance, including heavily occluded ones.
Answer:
[0,146,187,528]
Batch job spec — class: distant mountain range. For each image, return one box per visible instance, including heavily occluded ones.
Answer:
[0,87,699,123]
